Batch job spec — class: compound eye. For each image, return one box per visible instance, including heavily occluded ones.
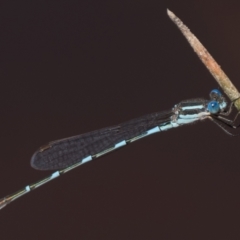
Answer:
[208,101,220,114]
[210,89,222,100]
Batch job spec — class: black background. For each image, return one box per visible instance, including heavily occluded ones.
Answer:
[1,1,240,239]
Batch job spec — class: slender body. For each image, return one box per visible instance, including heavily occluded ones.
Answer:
[0,89,236,210]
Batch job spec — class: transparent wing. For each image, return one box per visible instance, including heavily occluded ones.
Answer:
[31,110,173,170]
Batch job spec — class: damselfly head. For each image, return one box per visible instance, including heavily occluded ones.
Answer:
[209,89,227,112]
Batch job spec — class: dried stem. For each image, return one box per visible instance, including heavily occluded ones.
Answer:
[167,9,240,111]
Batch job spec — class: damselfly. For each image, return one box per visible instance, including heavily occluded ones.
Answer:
[0,89,239,210]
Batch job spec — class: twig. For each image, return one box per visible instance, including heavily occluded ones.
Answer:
[167,9,240,111]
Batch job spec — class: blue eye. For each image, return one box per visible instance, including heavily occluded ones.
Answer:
[208,101,220,114]
[210,89,222,99]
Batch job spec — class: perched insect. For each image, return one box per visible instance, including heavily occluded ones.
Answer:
[0,89,239,210]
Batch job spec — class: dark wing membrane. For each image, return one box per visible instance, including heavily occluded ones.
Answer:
[31,110,173,170]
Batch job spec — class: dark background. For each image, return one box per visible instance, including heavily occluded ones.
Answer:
[1,0,240,239]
